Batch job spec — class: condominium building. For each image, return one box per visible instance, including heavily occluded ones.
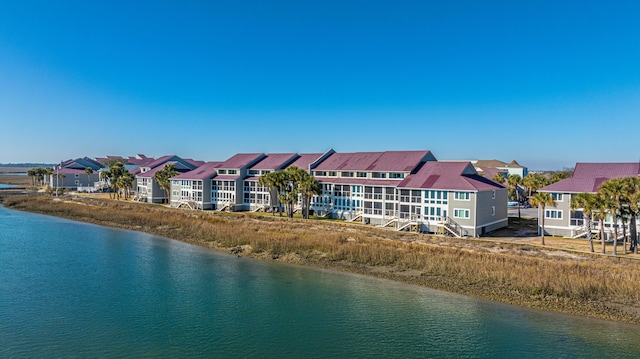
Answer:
[135,155,203,203]
[538,162,640,238]
[163,149,509,237]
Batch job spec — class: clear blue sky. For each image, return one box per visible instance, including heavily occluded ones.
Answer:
[1,1,639,170]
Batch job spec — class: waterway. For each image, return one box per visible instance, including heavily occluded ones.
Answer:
[0,184,17,189]
[0,206,639,358]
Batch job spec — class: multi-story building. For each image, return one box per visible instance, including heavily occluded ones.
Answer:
[135,155,203,203]
[211,153,266,211]
[310,150,437,221]
[538,163,640,238]
[169,161,222,210]
[162,149,509,237]
[48,157,104,190]
[241,153,299,211]
[395,161,508,237]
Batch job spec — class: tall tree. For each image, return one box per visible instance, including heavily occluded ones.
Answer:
[84,167,94,191]
[570,192,596,253]
[108,162,127,200]
[529,192,556,245]
[624,177,640,254]
[296,170,322,219]
[522,173,549,198]
[599,178,625,255]
[492,173,505,184]
[259,171,285,216]
[153,164,178,204]
[507,174,522,218]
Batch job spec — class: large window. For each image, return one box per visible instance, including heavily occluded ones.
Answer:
[454,192,470,201]
[545,210,563,219]
[551,193,563,202]
[453,208,470,219]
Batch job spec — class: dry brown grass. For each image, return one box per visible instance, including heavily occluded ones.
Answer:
[3,193,640,323]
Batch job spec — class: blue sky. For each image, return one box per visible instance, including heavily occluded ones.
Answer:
[1,1,639,170]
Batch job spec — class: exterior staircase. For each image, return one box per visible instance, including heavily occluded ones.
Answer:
[441,217,464,238]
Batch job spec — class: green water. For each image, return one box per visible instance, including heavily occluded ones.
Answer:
[0,206,638,358]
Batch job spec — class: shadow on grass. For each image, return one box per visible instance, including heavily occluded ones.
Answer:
[489,217,538,238]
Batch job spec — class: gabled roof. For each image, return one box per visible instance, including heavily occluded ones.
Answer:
[504,160,523,168]
[137,161,196,178]
[61,157,104,171]
[288,153,325,171]
[172,162,223,180]
[473,159,507,168]
[540,162,640,193]
[398,162,505,191]
[218,153,265,169]
[184,159,206,168]
[314,150,435,172]
[249,153,299,171]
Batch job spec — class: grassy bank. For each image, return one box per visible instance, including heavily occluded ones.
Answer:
[3,193,640,324]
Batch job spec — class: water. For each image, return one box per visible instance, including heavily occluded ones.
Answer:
[0,184,17,189]
[1,206,639,358]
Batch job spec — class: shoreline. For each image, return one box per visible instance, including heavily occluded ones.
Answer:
[2,191,639,324]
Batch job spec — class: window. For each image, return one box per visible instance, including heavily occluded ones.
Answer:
[551,193,563,202]
[328,171,337,177]
[341,172,354,177]
[314,171,327,176]
[454,208,470,219]
[357,172,367,178]
[454,192,470,201]
[228,169,237,175]
[248,170,259,175]
[545,210,563,219]
[218,169,227,174]
[389,172,405,179]
[371,172,386,179]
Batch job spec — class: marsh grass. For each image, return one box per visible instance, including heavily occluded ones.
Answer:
[3,193,640,323]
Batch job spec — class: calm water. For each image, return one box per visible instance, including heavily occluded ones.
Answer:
[1,206,639,358]
[0,183,17,189]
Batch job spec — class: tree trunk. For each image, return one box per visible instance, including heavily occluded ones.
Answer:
[586,214,594,253]
[612,214,618,256]
[516,188,521,218]
[540,206,545,245]
[631,215,638,254]
[600,217,606,254]
[622,218,628,254]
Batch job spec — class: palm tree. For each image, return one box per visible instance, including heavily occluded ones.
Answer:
[529,192,556,245]
[492,173,505,184]
[153,164,178,204]
[109,162,127,200]
[508,174,522,218]
[59,174,66,195]
[591,194,609,254]
[621,176,640,254]
[522,173,549,198]
[570,192,596,253]
[84,167,94,191]
[259,171,285,216]
[599,178,625,255]
[298,172,322,219]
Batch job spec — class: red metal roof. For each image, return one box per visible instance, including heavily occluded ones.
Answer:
[313,150,434,172]
[288,153,325,171]
[172,162,222,180]
[540,162,640,193]
[249,153,299,171]
[398,162,505,191]
[218,153,265,169]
